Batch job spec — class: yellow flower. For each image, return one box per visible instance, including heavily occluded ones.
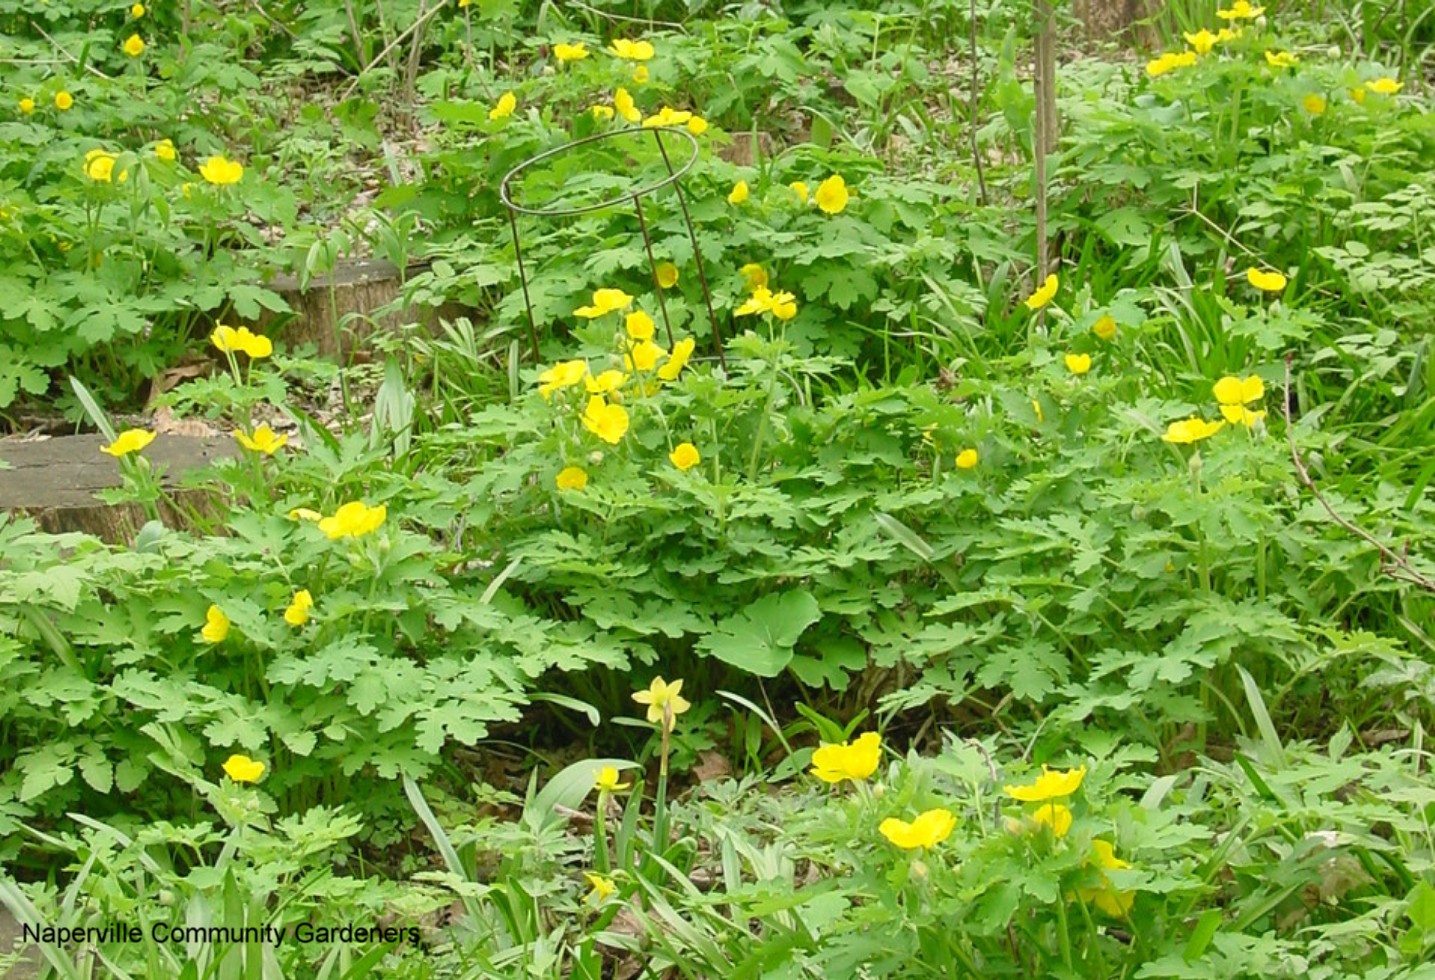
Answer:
[584,369,627,394]
[575,287,633,318]
[956,448,979,470]
[122,34,145,57]
[590,104,615,121]
[210,324,272,358]
[318,501,387,540]
[594,766,631,793]
[809,732,881,784]
[625,309,655,340]
[1183,29,1217,55]
[154,138,176,161]
[669,442,700,471]
[234,424,289,455]
[655,262,679,288]
[1147,51,1198,76]
[1221,405,1267,426]
[686,115,708,135]
[288,507,322,522]
[632,676,691,730]
[1004,764,1087,802]
[1024,273,1059,311]
[1366,77,1402,95]
[538,358,589,398]
[614,87,640,123]
[1217,0,1264,19]
[582,395,630,444]
[131,2,145,16]
[728,180,749,205]
[1033,803,1073,838]
[1215,27,1243,42]
[100,428,156,457]
[632,65,649,84]
[1302,93,1327,115]
[1064,353,1092,376]
[1092,315,1117,340]
[1077,840,1135,917]
[201,604,230,643]
[770,290,798,320]
[84,149,120,182]
[1213,375,1264,406]
[879,808,957,850]
[583,872,617,903]
[736,287,773,316]
[642,106,692,128]
[740,263,768,291]
[55,91,74,111]
[814,174,849,215]
[1265,50,1298,69]
[1246,267,1287,292]
[19,97,35,114]
[1161,417,1226,444]
[199,154,244,185]
[1351,86,1367,104]
[283,589,314,626]
[554,42,588,63]
[624,339,665,372]
[556,466,588,491]
[489,91,516,120]
[607,38,655,61]
[222,754,265,783]
[790,180,809,203]
[657,337,694,381]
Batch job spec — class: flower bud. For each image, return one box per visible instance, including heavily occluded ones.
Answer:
[910,859,929,880]
[1188,450,1203,482]
[1326,45,1340,60]
[588,451,604,466]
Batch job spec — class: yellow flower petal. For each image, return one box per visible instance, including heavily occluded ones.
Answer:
[669,442,700,471]
[1003,764,1087,802]
[1024,273,1059,311]
[222,754,265,783]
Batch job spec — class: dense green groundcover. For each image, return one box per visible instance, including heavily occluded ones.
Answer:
[1,0,1433,976]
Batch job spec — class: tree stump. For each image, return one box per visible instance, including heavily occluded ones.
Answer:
[0,435,235,543]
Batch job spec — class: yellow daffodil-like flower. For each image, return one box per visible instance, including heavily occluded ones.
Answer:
[809,731,881,784]
[575,288,634,319]
[614,87,640,123]
[1146,50,1199,76]
[489,91,516,120]
[655,262,679,288]
[728,180,749,205]
[814,174,849,214]
[538,358,589,398]
[624,339,665,372]
[1004,764,1087,802]
[956,448,979,470]
[201,604,230,643]
[1215,27,1243,42]
[584,872,617,903]
[590,104,615,121]
[123,34,145,57]
[556,466,588,491]
[211,324,272,358]
[1265,50,1298,69]
[132,2,145,16]
[594,766,631,793]
[1064,353,1092,375]
[607,38,654,61]
[625,310,655,340]
[1161,417,1226,444]
[1366,77,1402,95]
[1092,314,1117,340]
[1217,0,1263,19]
[657,337,694,381]
[582,395,630,444]
[1183,29,1217,55]
[686,116,708,135]
[632,676,691,730]
[234,424,288,455]
[19,97,35,114]
[1024,273,1059,311]
[1032,802,1073,838]
[289,507,322,522]
[84,149,120,183]
[1302,93,1327,115]
[585,369,627,394]
[790,180,810,203]
[154,138,176,161]
[739,263,768,291]
[1078,840,1135,917]
[318,501,387,540]
[669,442,700,471]
[642,106,692,128]
[632,65,649,84]
[1213,375,1264,407]
[283,589,314,626]
[101,428,156,457]
[736,286,797,319]
[222,754,265,782]
[1246,267,1287,292]
[199,154,244,185]
[879,808,956,850]
[1222,405,1267,426]
[554,42,588,63]
[770,290,798,320]
[55,91,74,111]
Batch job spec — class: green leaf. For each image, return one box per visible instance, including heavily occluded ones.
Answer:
[1407,879,1435,933]
[698,590,822,677]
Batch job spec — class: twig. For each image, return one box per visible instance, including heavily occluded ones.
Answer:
[341,0,450,100]
[248,0,298,40]
[1283,352,1435,592]
[33,23,113,81]
[969,0,989,206]
[565,0,687,31]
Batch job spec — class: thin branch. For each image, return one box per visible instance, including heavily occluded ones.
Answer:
[33,23,113,81]
[340,0,451,100]
[1283,352,1435,592]
[969,0,989,205]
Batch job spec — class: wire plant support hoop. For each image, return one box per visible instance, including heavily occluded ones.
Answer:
[498,125,726,369]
